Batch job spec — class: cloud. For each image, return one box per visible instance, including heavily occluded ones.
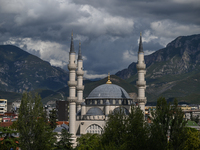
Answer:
[50,59,67,68]
[151,20,200,38]
[3,37,69,68]
[123,50,137,63]
[84,70,107,79]
[0,0,200,79]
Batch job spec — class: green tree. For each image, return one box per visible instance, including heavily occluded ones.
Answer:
[56,128,73,150]
[183,127,200,150]
[76,133,101,150]
[10,121,18,130]
[101,106,149,150]
[168,99,187,150]
[49,108,58,129]
[0,127,19,150]
[17,92,56,150]
[124,106,149,150]
[149,97,187,150]
[101,107,128,149]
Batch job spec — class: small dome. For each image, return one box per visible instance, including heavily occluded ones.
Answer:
[87,84,130,99]
[86,107,104,116]
[53,127,63,132]
[61,124,69,130]
[53,124,69,132]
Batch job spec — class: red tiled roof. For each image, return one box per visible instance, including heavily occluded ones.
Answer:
[56,121,69,126]
[0,122,13,127]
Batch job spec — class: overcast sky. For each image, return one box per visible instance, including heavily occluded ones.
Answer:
[0,0,200,79]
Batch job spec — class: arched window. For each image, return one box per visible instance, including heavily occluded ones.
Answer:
[86,124,103,134]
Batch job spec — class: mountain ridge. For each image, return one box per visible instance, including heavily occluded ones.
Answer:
[0,45,69,93]
[116,34,200,103]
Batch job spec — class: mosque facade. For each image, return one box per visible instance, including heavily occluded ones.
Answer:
[67,32,147,143]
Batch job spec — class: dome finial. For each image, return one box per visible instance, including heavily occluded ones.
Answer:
[106,73,112,84]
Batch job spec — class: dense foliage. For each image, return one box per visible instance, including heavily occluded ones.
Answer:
[101,106,149,149]
[0,127,19,150]
[76,133,101,150]
[149,97,187,150]
[17,92,56,150]
[49,108,58,129]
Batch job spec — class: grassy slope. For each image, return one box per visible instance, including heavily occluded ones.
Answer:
[0,91,22,102]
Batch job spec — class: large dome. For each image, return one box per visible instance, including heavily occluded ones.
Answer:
[87,84,130,99]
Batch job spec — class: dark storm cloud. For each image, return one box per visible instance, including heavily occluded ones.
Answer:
[74,0,200,24]
[0,0,200,79]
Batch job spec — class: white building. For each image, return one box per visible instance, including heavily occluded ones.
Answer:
[0,99,7,114]
[67,32,147,145]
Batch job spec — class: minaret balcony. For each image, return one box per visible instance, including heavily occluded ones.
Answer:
[77,85,84,91]
[136,81,146,86]
[77,70,84,76]
[68,64,77,70]
[68,81,77,87]
[76,100,84,105]
[137,97,147,103]
[136,64,146,70]
[67,97,77,103]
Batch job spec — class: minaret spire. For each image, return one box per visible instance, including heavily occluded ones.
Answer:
[78,41,82,60]
[70,31,75,53]
[138,32,143,53]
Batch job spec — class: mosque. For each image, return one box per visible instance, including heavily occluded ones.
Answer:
[67,33,147,143]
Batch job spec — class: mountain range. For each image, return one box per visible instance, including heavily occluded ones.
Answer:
[0,45,69,93]
[116,34,200,104]
[1,34,200,104]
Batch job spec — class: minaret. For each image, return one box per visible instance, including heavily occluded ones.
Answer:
[136,33,147,114]
[76,42,84,113]
[67,32,77,138]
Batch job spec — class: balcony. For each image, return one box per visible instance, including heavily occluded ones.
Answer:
[77,70,84,76]
[68,64,77,70]
[68,81,77,87]
[137,97,147,103]
[67,97,77,103]
[136,81,146,86]
[136,64,146,70]
[77,85,84,91]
